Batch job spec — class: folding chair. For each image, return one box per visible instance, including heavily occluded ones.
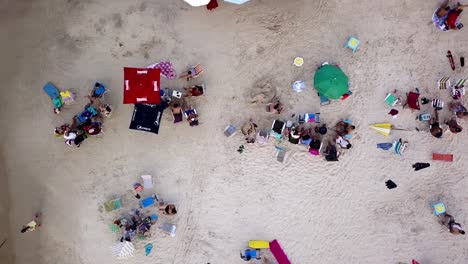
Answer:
[406,92,420,110]
[270,120,285,138]
[452,79,466,99]
[189,64,203,79]
[385,93,400,107]
[438,77,450,90]
[141,175,153,189]
[297,113,320,124]
[92,82,107,99]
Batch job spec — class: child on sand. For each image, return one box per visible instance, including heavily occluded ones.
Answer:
[440,213,465,235]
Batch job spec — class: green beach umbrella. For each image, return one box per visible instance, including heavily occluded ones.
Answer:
[313,65,349,99]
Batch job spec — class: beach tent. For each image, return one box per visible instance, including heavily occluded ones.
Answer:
[129,103,168,134]
[370,123,392,137]
[112,241,135,259]
[184,0,210,6]
[123,67,161,104]
[313,64,349,99]
[224,0,250,4]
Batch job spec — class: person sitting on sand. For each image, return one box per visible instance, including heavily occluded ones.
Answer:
[440,213,465,235]
[288,127,301,144]
[241,119,258,143]
[99,104,112,117]
[83,122,102,136]
[433,0,467,31]
[446,117,463,133]
[430,110,443,138]
[269,101,284,114]
[336,135,352,149]
[323,140,339,161]
[159,203,177,215]
[183,85,204,97]
[179,65,202,81]
[450,102,468,118]
[335,121,355,139]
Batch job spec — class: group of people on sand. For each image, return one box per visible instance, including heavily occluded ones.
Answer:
[164,65,206,127]
[240,99,357,161]
[433,0,468,31]
[429,102,466,138]
[54,83,112,147]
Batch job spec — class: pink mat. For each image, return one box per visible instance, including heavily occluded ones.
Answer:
[269,240,291,264]
[147,61,177,80]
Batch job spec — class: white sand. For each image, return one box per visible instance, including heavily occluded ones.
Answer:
[1,0,468,263]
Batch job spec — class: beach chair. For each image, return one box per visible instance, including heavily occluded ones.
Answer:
[452,79,466,99]
[319,93,330,106]
[345,36,360,52]
[297,113,320,124]
[438,77,450,90]
[385,93,400,107]
[161,224,177,237]
[187,64,203,79]
[140,195,157,209]
[271,120,285,139]
[406,92,420,110]
[224,125,236,137]
[75,106,98,124]
[240,249,261,261]
[432,153,453,162]
[432,98,444,110]
[104,198,122,212]
[92,82,107,99]
[418,113,431,121]
[256,130,269,144]
[141,175,153,189]
[276,148,288,163]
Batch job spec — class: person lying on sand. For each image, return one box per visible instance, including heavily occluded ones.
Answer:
[159,203,177,215]
[268,101,284,114]
[450,102,468,118]
[440,213,465,235]
[183,85,204,97]
[446,117,463,133]
[241,119,258,143]
[430,110,443,138]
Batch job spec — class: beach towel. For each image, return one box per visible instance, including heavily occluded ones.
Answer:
[43,82,60,100]
[147,61,177,79]
[145,243,153,256]
[269,240,291,264]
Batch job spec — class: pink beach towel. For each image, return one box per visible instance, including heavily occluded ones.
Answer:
[147,61,177,80]
[269,240,291,264]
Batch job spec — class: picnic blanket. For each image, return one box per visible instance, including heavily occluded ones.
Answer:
[123,67,161,104]
[129,103,168,134]
[147,61,177,80]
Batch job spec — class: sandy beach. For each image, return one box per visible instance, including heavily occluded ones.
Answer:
[1,0,468,263]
